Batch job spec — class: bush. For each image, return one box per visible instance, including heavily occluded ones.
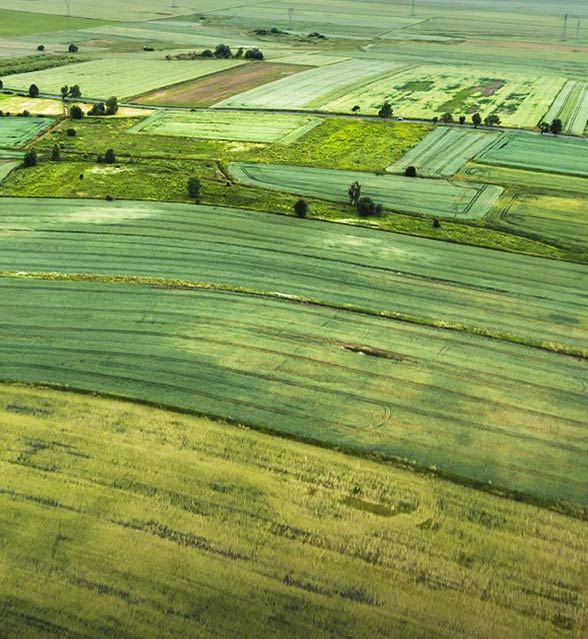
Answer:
[244,48,264,60]
[356,196,382,217]
[405,166,417,177]
[68,43,79,53]
[187,176,201,200]
[201,49,213,58]
[294,199,308,218]
[105,195,114,201]
[433,218,441,228]
[37,45,45,51]
[23,150,37,167]
[28,83,39,98]
[21,110,30,117]
[69,105,83,119]
[214,43,232,59]
[65,128,76,137]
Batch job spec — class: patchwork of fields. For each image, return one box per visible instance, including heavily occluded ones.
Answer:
[130,111,322,143]
[230,161,503,219]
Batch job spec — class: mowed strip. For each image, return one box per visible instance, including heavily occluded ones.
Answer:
[215,58,403,109]
[387,127,499,177]
[136,62,310,107]
[2,386,587,639]
[129,111,322,144]
[1,279,587,505]
[0,199,586,350]
[229,161,503,219]
[476,132,588,177]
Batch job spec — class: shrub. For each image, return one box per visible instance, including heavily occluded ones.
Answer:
[23,150,37,167]
[405,166,417,177]
[356,196,382,217]
[69,105,83,119]
[294,199,308,218]
[65,128,76,137]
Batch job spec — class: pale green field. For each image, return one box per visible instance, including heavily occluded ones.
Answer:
[130,110,322,143]
[2,385,586,639]
[387,127,499,176]
[230,161,503,219]
[5,56,245,99]
[322,65,564,126]
[215,58,404,109]
[542,80,588,135]
[0,116,53,146]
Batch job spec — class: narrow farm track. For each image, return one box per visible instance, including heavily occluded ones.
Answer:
[1,279,587,506]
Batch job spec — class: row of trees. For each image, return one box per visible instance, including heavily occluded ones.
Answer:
[198,44,264,60]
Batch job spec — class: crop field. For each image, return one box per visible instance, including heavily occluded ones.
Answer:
[476,132,588,177]
[130,111,322,144]
[322,65,564,126]
[0,116,53,146]
[136,62,309,107]
[387,127,499,177]
[230,161,503,219]
[5,56,246,100]
[2,385,587,639]
[542,80,588,135]
[0,94,64,116]
[215,59,404,109]
[0,8,107,36]
[0,198,585,351]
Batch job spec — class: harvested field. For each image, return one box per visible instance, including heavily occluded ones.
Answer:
[387,127,499,176]
[130,111,322,143]
[136,62,310,107]
[230,161,503,219]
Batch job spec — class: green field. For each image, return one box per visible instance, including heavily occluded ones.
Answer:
[130,111,322,144]
[2,385,587,639]
[542,80,588,136]
[230,161,503,219]
[476,132,588,176]
[5,56,245,100]
[0,8,107,36]
[215,59,404,109]
[387,127,499,176]
[0,116,53,147]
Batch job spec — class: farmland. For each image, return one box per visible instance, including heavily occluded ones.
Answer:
[4,56,246,100]
[542,80,588,135]
[230,161,503,219]
[0,115,53,146]
[387,127,499,177]
[130,111,323,144]
[476,132,588,176]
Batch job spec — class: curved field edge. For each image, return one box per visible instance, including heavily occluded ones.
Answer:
[1,384,587,639]
[1,277,586,508]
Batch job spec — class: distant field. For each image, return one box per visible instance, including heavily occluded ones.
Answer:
[215,58,404,109]
[387,127,499,176]
[0,8,107,36]
[230,161,503,219]
[0,116,53,146]
[5,56,245,99]
[542,80,588,135]
[136,62,309,107]
[476,132,588,176]
[2,385,587,639]
[130,111,322,144]
[322,65,563,126]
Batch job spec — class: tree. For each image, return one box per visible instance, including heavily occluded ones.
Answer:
[356,196,382,217]
[187,176,201,201]
[69,84,81,99]
[105,96,118,115]
[201,49,213,58]
[104,148,116,164]
[472,112,482,128]
[88,102,105,116]
[431,116,439,125]
[28,83,39,98]
[294,199,308,218]
[440,112,453,123]
[51,144,60,161]
[0,80,3,90]
[244,48,264,60]
[378,102,393,118]
[235,47,244,58]
[550,118,563,135]
[23,149,37,167]
[214,43,232,58]
[348,181,361,206]
[459,115,466,126]
[539,121,550,135]
[484,114,501,126]
[60,85,69,99]
[405,166,417,177]
[68,43,79,53]
[351,105,361,114]
[70,105,83,119]
[37,45,45,51]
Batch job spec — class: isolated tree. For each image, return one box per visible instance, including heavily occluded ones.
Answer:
[69,84,81,99]
[28,83,39,98]
[484,114,501,126]
[37,44,45,51]
[214,43,232,58]
[23,149,37,167]
[356,196,382,217]
[539,121,550,135]
[51,144,60,161]
[550,118,563,135]
[294,199,308,218]
[105,96,119,115]
[104,148,116,164]
[440,112,453,123]
[68,43,79,53]
[431,116,439,125]
[348,180,361,206]
[60,85,69,99]
[405,165,417,177]
[69,105,83,119]
[378,102,393,118]
[351,105,361,114]
[459,115,466,126]
[187,176,201,201]
[472,112,482,128]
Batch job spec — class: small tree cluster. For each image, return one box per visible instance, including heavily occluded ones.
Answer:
[378,102,393,119]
[61,85,81,99]
[356,196,382,217]
[198,44,264,60]
[187,177,201,201]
